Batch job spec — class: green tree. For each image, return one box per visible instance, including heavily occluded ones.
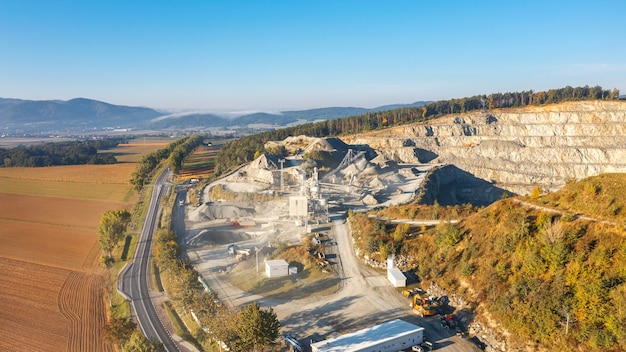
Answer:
[169,261,203,313]
[103,316,136,346]
[97,209,131,257]
[435,221,461,250]
[232,302,280,352]
[153,229,180,273]
[192,291,220,323]
[393,223,409,243]
[123,331,165,352]
[168,149,185,174]
[204,306,238,348]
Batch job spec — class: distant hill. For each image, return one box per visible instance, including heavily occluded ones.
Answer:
[0,97,163,132]
[0,97,430,133]
[148,102,430,130]
[148,113,231,130]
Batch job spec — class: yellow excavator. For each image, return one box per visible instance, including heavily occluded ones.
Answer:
[403,289,437,317]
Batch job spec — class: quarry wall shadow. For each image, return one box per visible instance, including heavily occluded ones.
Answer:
[418,165,511,207]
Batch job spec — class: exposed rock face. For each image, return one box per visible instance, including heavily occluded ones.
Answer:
[418,165,508,206]
[344,101,626,195]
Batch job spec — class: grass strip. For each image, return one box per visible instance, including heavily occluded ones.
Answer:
[163,301,204,351]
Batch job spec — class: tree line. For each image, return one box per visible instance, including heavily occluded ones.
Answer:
[153,229,280,351]
[0,138,121,167]
[214,85,620,176]
[130,134,206,191]
[167,133,206,174]
[98,201,280,351]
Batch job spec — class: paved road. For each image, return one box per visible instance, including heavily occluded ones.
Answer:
[119,168,180,352]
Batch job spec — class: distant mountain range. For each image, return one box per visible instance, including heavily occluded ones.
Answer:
[0,97,430,133]
[0,98,163,132]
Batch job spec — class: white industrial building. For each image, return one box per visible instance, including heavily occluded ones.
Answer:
[387,267,407,287]
[310,319,424,352]
[387,255,406,287]
[265,259,289,278]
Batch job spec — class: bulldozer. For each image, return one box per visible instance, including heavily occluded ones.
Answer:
[412,296,436,317]
[403,289,437,317]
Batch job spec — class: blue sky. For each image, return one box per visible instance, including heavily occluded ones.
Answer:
[1,1,625,111]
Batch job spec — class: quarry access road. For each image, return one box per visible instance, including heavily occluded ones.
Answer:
[368,215,460,226]
[511,198,621,226]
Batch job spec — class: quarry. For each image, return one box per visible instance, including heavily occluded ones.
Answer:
[179,100,626,352]
[344,100,626,196]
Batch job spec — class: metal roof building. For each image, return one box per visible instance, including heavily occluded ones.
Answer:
[310,319,424,352]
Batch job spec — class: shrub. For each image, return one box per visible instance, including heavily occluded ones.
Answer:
[435,222,461,250]
[530,186,542,199]
[459,261,475,276]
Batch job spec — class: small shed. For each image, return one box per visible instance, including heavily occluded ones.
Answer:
[387,267,407,287]
[265,259,289,278]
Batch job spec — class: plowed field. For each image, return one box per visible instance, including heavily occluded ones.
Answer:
[59,271,113,352]
[0,141,168,351]
[0,192,127,271]
[0,258,113,351]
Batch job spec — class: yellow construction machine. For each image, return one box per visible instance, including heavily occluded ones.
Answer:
[403,289,437,317]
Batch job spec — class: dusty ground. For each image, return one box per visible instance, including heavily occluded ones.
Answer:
[182,137,482,351]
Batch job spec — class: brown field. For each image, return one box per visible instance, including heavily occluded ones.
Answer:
[114,140,170,163]
[0,193,127,229]
[0,141,168,351]
[0,219,102,270]
[0,164,135,183]
[0,137,74,148]
[0,163,137,202]
[0,258,113,352]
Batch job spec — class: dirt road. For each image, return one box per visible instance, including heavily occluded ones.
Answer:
[179,151,481,351]
[186,211,480,351]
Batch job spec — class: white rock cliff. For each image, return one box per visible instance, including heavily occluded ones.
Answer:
[343,101,626,195]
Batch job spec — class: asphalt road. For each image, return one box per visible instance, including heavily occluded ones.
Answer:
[119,168,180,352]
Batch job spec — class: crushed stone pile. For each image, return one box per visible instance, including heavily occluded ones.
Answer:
[189,204,254,222]
[305,138,335,153]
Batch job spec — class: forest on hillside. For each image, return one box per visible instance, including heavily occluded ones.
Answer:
[349,175,626,351]
[213,85,621,177]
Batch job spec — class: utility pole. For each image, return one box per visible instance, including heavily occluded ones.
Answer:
[255,246,259,274]
[279,158,285,192]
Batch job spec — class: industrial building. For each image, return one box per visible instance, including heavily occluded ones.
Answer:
[387,267,407,287]
[387,255,407,287]
[265,259,289,277]
[310,319,424,352]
